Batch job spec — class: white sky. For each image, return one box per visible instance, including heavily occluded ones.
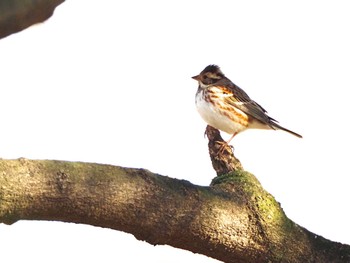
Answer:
[1,1,349,262]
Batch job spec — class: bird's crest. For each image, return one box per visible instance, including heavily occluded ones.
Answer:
[201,65,224,76]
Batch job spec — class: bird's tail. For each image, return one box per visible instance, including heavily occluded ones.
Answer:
[271,122,302,138]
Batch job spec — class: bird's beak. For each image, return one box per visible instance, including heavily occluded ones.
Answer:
[192,75,200,81]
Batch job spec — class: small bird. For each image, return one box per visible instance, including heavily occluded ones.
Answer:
[192,65,302,144]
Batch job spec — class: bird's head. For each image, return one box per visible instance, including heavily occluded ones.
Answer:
[192,65,225,86]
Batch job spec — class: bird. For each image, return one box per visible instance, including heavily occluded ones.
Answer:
[192,65,302,145]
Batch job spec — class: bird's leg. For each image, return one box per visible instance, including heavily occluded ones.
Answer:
[225,133,237,145]
[206,126,243,175]
[217,133,237,155]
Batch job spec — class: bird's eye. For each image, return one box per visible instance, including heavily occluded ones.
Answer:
[203,75,208,80]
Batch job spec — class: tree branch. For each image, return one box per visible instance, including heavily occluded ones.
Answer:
[0,157,349,262]
[205,125,243,176]
[0,0,64,39]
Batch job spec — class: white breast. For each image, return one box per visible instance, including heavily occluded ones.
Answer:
[195,88,248,135]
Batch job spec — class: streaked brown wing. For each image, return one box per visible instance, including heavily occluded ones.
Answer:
[218,78,277,126]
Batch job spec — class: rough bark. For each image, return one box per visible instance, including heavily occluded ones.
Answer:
[0,0,64,39]
[0,153,349,262]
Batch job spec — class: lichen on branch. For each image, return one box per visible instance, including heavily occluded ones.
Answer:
[0,157,349,263]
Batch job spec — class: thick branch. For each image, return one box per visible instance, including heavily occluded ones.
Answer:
[0,158,349,262]
[0,0,64,39]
